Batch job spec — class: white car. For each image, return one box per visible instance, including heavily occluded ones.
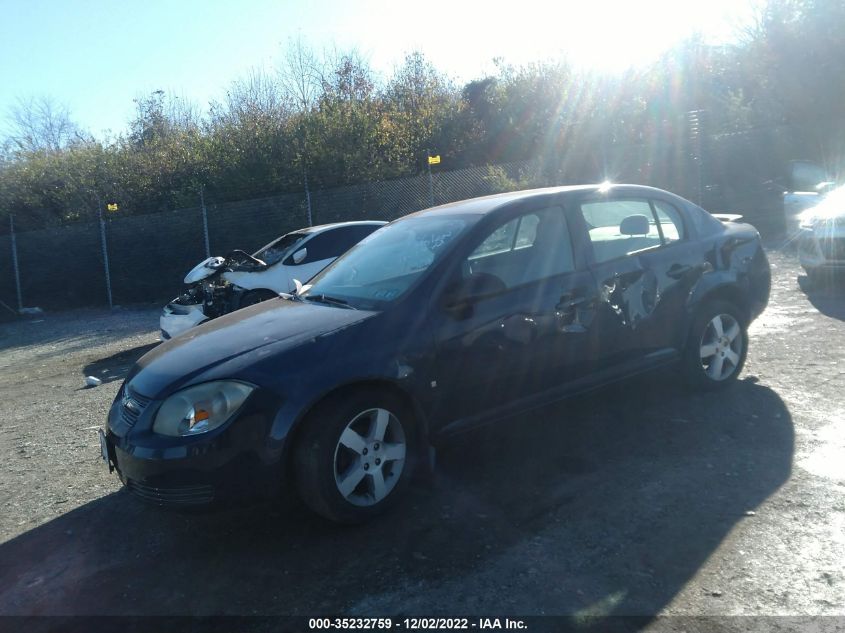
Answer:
[160,221,386,339]
[784,181,836,235]
[797,184,845,280]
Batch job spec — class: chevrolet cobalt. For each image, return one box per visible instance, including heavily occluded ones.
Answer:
[101,185,771,522]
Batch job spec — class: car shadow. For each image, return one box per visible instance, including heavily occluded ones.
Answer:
[80,343,158,385]
[797,274,845,320]
[0,308,159,356]
[0,375,793,628]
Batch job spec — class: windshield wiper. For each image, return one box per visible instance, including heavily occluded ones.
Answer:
[304,294,357,310]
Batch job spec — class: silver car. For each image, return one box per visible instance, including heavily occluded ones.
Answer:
[797,185,845,280]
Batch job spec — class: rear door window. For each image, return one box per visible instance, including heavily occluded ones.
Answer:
[579,199,662,263]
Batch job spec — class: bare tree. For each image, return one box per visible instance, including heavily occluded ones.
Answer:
[220,67,288,123]
[163,92,202,131]
[276,37,327,225]
[4,95,82,153]
[278,36,323,113]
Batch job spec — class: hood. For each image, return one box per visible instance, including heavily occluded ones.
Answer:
[130,298,376,398]
[184,256,226,283]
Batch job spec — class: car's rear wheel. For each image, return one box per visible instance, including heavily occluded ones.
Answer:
[683,300,748,390]
[294,389,416,523]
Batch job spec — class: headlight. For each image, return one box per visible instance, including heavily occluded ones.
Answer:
[152,381,255,437]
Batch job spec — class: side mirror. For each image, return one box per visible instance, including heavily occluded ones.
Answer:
[292,248,307,264]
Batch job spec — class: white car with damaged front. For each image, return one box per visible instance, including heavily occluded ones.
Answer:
[160,221,386,339]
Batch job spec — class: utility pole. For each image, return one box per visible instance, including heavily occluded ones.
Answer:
[9,215,22,312]
[199,185,211,258]
[96,196,113,309]
[427,161,434,207]
[427,153,440,207]
[687,110,705,206]
[304,166,313,226]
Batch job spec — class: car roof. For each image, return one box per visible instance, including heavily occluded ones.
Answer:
[400,184,683,219]
[295,220,387,235]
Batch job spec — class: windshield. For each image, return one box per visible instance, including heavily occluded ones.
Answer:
[252,231,308,266]
[304,215,471,309]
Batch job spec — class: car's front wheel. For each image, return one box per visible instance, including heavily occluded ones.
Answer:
[294,389,416,523]
[803,266,834,287]
[683,300,748,390]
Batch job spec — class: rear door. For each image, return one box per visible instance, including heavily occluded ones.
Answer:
[633,198,707,351]
[574,194,704,367]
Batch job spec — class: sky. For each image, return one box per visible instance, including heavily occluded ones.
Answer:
[0,0,758,139]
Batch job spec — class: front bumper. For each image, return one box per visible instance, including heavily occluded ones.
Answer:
[798,227,845,271]
[107,436,276,506]
[103,386,285,507]
[160,302,208,340]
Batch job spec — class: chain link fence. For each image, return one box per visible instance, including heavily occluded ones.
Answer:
[0,117,835,313]
[0,161,534,312]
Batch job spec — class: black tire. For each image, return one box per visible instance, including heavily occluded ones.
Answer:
[804,267,832,287]
[293,388,417,523]
[239,289,277,308]
[682,300,748,391]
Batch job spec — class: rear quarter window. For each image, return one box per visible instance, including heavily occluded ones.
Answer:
[652,200,686,243]
[687,203,725,237]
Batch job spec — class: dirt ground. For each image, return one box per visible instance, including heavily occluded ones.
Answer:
[0,246,843,629]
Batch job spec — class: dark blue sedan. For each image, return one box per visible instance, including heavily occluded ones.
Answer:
[101,184,771,522]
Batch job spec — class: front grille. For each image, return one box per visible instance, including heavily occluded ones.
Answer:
[119,389,152,429]
[819,238,845,260]
[126,480,215,506]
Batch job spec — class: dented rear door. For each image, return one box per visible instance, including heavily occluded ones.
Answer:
[572,194,704,370]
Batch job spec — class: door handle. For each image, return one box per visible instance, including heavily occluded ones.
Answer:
[555,293,592,333]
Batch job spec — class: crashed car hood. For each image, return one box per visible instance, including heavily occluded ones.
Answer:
[129,298,376,398]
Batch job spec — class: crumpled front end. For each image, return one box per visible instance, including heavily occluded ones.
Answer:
[160,275,239,340]
[160,301,208,340]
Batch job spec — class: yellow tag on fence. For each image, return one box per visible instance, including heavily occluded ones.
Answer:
[427,155,441,165]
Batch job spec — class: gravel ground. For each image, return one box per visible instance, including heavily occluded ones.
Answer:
[0,247,843,628]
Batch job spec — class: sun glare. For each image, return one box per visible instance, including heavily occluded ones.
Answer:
[363,0,752,77]
[526,0,747,72]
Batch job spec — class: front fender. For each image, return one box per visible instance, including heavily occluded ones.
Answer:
[226,311,436,477]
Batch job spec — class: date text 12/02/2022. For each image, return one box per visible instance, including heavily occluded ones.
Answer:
[308,618,527,629]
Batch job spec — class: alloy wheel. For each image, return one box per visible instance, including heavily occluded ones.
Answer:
[333,408,407,507]
[699,313,743,381]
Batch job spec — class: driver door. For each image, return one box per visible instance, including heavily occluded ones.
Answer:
[429,203,597,429]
